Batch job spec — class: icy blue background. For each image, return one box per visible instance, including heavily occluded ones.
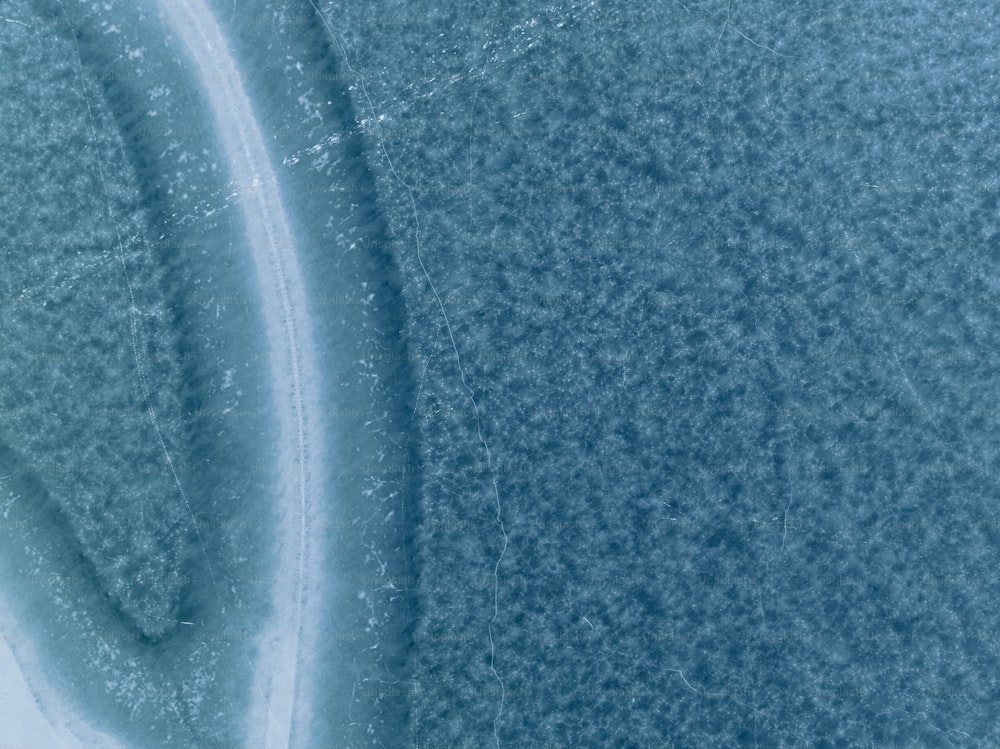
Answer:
[321,0,1000,746]
[4,0,1000,746]
[2,0,419,745]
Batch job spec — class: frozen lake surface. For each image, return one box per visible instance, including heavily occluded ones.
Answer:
[6,0,1000,746]
[0,0,410,745]
[155,0,327,743]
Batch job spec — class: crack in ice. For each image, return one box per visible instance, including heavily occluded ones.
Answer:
[305,2,510,744]
[55,0,219,599]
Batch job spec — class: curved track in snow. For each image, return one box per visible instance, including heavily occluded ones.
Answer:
[155,1,326,746]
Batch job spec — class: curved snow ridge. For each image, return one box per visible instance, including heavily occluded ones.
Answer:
[155,1,326,746]
[0,598,129,749]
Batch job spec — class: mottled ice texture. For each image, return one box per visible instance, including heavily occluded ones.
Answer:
[0,0,195,641]
[324,0,1000,745]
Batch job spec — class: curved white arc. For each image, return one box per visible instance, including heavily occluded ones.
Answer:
[0,596,130,749]
[155,1,324,747]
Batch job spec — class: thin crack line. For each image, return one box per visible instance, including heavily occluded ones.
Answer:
[55,0,217,593]
[306,3,509,745]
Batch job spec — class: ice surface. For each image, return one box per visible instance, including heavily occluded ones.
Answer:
[1,0,419,744]
[320,0,1000,745]
[0,0,196,641]
[0,599,128,749]
[155,0,327,745]
[19,0,1000,745]
[0,0,276,745]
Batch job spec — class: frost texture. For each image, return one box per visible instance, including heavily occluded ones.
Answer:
[0,6,194,639]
